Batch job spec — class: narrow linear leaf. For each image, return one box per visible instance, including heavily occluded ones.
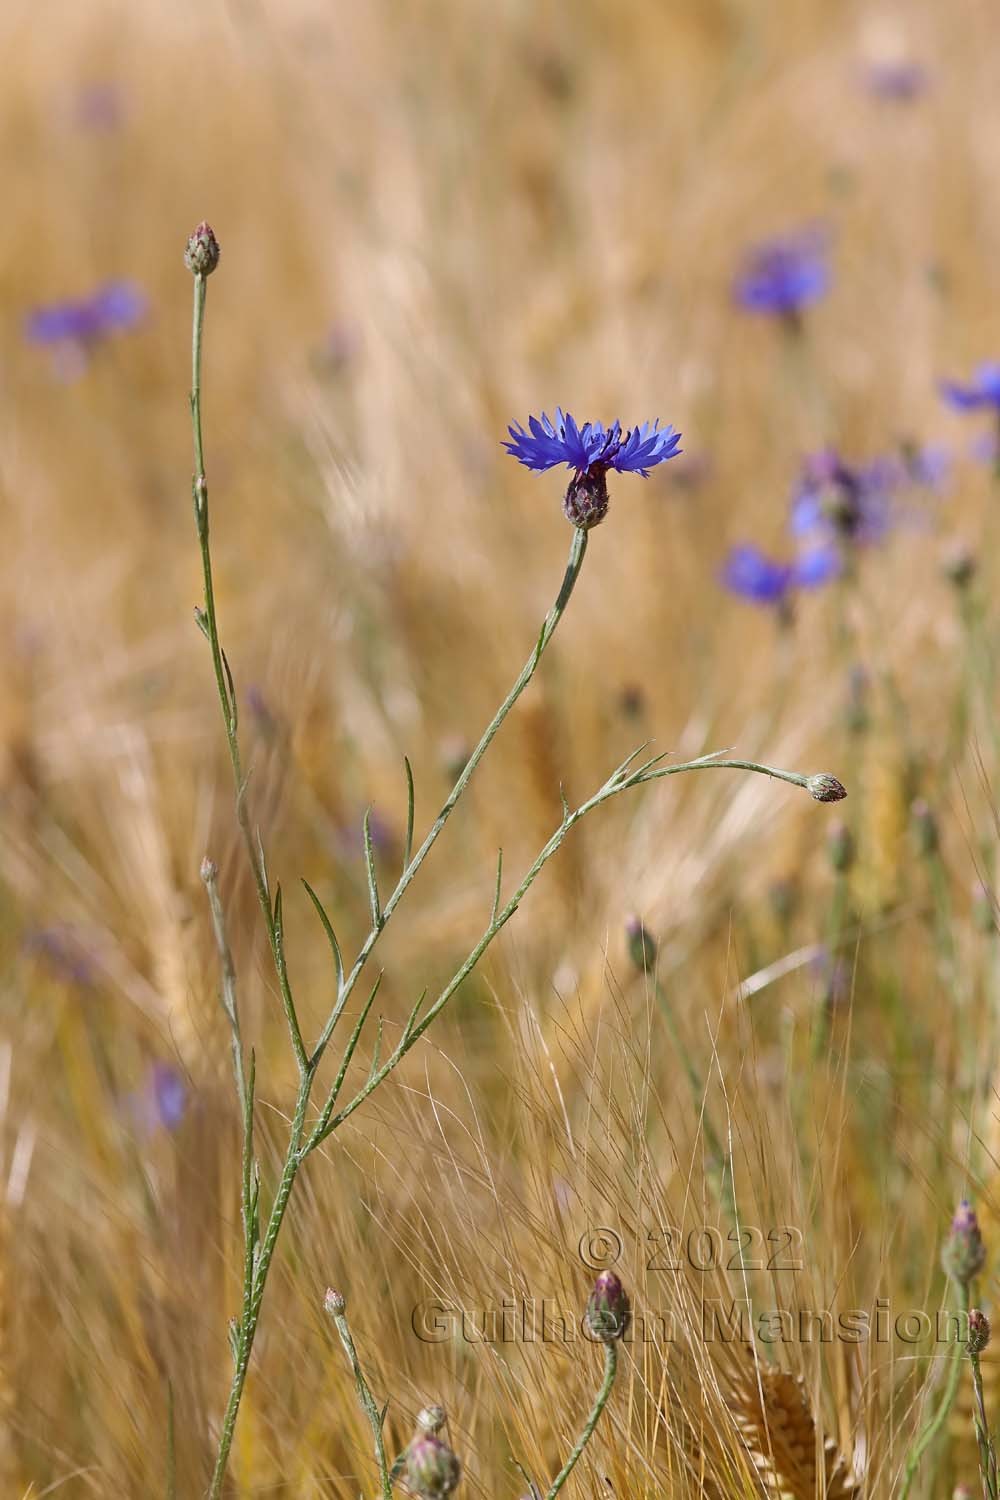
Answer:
[559,783,571,826]
[363,807,382,928]
[228,1319,241,1366]
[301,879,345,991]
[401,990,427,1047]
[368,1017,385,1084]
[255,827,269,900]
[194,606,210,639]
[273,883,283,942]
[403,756,415,871]
[221,646,238,731]
[490,849,504,927]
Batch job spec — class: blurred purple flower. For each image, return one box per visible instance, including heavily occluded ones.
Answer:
[127,1062,187,1136]
[25,280,147,361]
[74,82,124,130]
[790,448,902,546]
[734,228,831,321]
[941,362,1000,412]
[23,925,96,987]
[864,59,929,101]
[151,1064,187,1131]
[721,543,839,609]
[899,440,950,490]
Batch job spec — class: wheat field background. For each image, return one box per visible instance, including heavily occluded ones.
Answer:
[4,0,1000,1494]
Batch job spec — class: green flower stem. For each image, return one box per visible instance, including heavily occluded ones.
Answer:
[545,1342,618,1500]
[328,1298,392,1500]
[191,270,308,1075]
[899,1280,970,1500]
[970,1347,998,1500]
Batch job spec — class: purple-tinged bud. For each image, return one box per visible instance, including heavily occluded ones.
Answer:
[625,915,657,973]
[324,1287,346,1315]
[184,221,221,277]
[200,856,218,883]
[405,1435,461,1499]
[954,1487,975,1500]
[585,1270,630,1343]
[942,1201,987,1286]
[968,1308,991,1355]
[416,1405,447,1436]
[826,820,854,874]
[563,467,609,530]
[911,799,938,858]
[807,773,847,804]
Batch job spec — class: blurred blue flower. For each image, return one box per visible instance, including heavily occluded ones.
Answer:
[900,440,950,490]
[864,59,929,101]
[721,543,839,608]
[151,1063,187,1131]
[941,362,1000,412]
[734,229,830,320]
[503,410,681,477]
[25,280,147,349]
[791,448,901,546]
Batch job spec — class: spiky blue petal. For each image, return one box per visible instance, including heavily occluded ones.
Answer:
[503,410,681,477]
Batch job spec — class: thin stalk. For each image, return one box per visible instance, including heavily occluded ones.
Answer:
[206,1067,314,1499]
[971,1346,998,1500]
[190,268,308,1074]
[327,1293,392,1500]
[899,1281,970,1500]
[545,1342,618,1500]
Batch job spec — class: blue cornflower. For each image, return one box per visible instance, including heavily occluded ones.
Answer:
[940,362,1000,412]
[25,279,147,363]
[504,409,681,528]
[721,543,838,614]
[734,228,830,322]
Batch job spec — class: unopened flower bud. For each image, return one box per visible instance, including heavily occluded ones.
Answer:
[826,821,854,874]
[942,1201,987,1286]
[585,1269,630,1343]
[807,773,847,804]
[184,221,221,277]
[405,1435,461,1499]
[954,1486,975,1500]
[911,799,938,858]
[200,856,218,883]
[324,1287,346,1315]
[969,1308,991,1355]
[416,1405,447,1436]
[625,915,657,973]
[563,468,609,530]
